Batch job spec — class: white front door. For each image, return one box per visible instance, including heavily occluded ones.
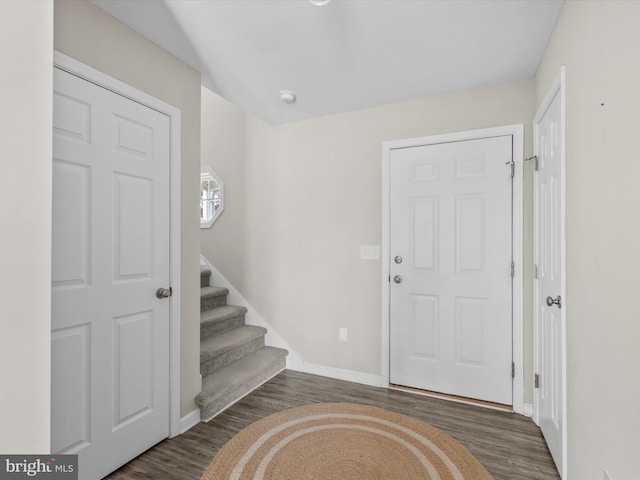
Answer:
[51,67,171,479]
[534,70,566,476]
[389,135,513,405]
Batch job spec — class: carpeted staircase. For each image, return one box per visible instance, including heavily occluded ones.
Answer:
[196,268,288,421]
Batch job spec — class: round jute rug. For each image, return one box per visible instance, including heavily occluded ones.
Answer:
[201,402,494,480]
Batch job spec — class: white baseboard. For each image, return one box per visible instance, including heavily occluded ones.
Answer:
[522,402,534,418]
[296,362,383,388]
[178,408,201,435]
[200,256,305,370]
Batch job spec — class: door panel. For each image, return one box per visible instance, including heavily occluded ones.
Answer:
[411,294,437,358]
[52,67,170,480]
[535,87,564,473]
[456,194,485,272]
[389,136,513,405]
[51,325,91,453]
[412,198,437,270]
[113,173,153,280]
[455,296,486,365]
[51,161,91,286]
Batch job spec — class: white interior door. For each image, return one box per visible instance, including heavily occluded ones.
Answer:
[534,71,566,477]
[389,136,513,405]
[51,67,171,479]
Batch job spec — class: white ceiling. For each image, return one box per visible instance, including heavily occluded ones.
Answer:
[91,0,563,124]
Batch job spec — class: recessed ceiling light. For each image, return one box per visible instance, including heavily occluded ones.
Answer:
[279,90,297,104]
[309,0,331,6]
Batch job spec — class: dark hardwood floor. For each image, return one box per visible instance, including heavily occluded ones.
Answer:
[107,370,560,480]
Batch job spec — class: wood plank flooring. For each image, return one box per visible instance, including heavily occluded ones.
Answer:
[106,370,560,480]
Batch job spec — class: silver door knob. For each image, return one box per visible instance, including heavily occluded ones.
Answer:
[545,295,561,308]
[156,287,172,299]
[393,275,403,284]
[394,256,403,264]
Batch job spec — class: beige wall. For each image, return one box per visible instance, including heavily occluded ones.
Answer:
[202,79,536,400]
[54,0,202,417]
[0,0,53,453]
[201,88,251,275]
[536,1,640,478]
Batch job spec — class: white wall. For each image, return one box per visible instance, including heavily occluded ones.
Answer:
[54,0,202,417]
[535,1,640,478]
[0,0,53,453]
[202,79,536,400]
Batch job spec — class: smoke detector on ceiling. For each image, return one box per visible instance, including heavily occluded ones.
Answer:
[279,90,297,104]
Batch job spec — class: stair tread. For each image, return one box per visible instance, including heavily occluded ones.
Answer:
[200,325,267,360]
[200,286,228,298]
[198,347,288,398]
[200,269,212,288]
[201,304,247,324]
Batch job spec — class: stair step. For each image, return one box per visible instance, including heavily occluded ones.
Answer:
[196,347,288,421]
[200,286,229,311]
[200,268,212,288]
[201,304,247,338]
[200,325,267,376]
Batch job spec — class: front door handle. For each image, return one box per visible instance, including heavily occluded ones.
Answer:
[545,295,561,308]
[393,275,403,284]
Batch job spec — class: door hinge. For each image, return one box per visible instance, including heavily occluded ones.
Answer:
[506,160,515,178]
[512,362,515,379]
[510,261,515,278]
[534,373,540,388]
[525,155,539,171]
[534,264,538,279]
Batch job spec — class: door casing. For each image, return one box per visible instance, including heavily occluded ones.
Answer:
[53,51,182,437]
[381,125,524,414]
[533,66,567,479]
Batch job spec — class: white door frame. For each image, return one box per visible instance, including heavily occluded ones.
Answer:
[381,125,524,414]
[533,66,567,479]
[53,51,182,438]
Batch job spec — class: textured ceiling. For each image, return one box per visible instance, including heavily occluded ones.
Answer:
[91,0,563,124]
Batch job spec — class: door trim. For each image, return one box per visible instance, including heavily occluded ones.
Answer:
[53,51,182,438]
[533,66,567,479]
[381,125,524,414]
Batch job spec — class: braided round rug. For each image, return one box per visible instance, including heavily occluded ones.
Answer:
[201,403,494,480]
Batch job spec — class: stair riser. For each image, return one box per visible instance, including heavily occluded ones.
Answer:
[201,316,245,339]
[200,337,266,377]
[201,271,211,288]
[200,294,227,312]
[197,357,286,422]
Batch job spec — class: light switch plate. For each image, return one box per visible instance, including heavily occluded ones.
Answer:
[360,245,380,260]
